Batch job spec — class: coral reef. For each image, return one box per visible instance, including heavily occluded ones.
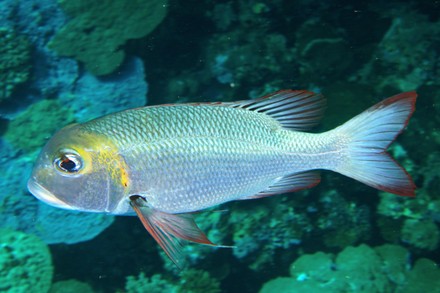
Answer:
[377,183,440,251]
[125,273,177,293]
[396,258,440,293]
[178,269,221,293]
[49,0,168,76]
[229,197,311,271]
[0,27,31,102]
[261,244,440,292]
[34,204,115,245]
[0,0,78,112]
[49,279,94,293]
[145,0,298,105]
[355,8,440,92]
[315,190,371,249]
[4,99,74,152]
[124,269,221,293]
[0,188,115,245]
[0,229,53,293]
[401,218,440,251]
[294,19,353,84]
[61,57,148,122]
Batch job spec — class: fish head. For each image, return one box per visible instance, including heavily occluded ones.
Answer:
[28,123,129,213]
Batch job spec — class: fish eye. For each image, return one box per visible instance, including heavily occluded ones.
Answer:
[54,151,83,174]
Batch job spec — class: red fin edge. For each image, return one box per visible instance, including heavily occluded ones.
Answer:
[130,196,225,267]
[334,91,417,197]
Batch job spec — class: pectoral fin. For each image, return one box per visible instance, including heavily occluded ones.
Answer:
[129,195,221,267]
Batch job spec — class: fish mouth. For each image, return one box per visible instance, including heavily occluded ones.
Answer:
[27,178,76,210]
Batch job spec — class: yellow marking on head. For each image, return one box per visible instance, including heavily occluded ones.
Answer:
[72,131,130,190]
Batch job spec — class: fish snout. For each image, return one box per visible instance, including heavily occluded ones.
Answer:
[27,178,77,210]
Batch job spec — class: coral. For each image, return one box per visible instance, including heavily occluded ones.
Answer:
[229,198,310,270]
[33,204,115,245]
[150,0,298,105]
[125,269,221,293]
[208,32,295,91]
[4,99,75,153]
[0,0,79,111]
[49,0,167,76]
[377,188,440,251]
[156,197,310,271]
[419,152,440,201]
[396,258,440,293]
[355,9,440,92]
[335,244,391,292]
[375,244,408,286]
[0,191,115,245]
[260,244,417,292]
[316,190,371,249]
[178,269,221,293]
[125,272,177,293]
[289,252,334,285]
[60,57,148,122]
[49,279,94,293]
[0,27,31,102]
[374,142,439,250]
[260,277,329,293]
[0,229,53,293]
[294,19,353,84]
[401,218,440,251]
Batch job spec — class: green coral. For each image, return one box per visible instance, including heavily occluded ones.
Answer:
[260,244,440,293]
[125,273,177,293]
[377,190,440,251]
[375,244,408,286]
[401,219,440,251]
[178,269,221,293]
[396,258,440,293]
[335,245,391,292]
[260,277,329,293]
[355,10,440,92]
[4,99,75,153]
[229,199,310,271]
[294,19,353,84]
[289,252,334,285]
[49,279,94,293]
[0,27,32,102]
[0,229,53,293]
[317,190,371,249]
[49,0,168,76]
[124,269,221,293]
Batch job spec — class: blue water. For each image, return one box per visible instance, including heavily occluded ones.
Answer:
[1,0,439,292]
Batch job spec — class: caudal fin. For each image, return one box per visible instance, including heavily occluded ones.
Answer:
[333,91,417,196]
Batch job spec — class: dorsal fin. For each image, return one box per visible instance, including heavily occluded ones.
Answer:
[225,90,326,131]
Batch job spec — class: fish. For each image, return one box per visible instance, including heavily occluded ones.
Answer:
[27,90,417,266]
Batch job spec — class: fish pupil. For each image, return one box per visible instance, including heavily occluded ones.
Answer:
[55,152,82,173]
[60,157,77,172]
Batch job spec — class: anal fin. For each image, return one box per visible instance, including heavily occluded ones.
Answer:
[129,195,226,268]
[239,171,321,200]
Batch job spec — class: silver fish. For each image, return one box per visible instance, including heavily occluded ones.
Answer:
[28,90,417,266]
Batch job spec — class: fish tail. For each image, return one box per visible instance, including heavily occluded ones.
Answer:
[332,91,417,196]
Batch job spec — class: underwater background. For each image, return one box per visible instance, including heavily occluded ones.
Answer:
[1,0,440,292]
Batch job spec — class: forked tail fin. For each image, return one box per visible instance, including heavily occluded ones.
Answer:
[333,91,417,196]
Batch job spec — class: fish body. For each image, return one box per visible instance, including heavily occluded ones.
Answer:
[82,102,332,214]
[28,90,417,266]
